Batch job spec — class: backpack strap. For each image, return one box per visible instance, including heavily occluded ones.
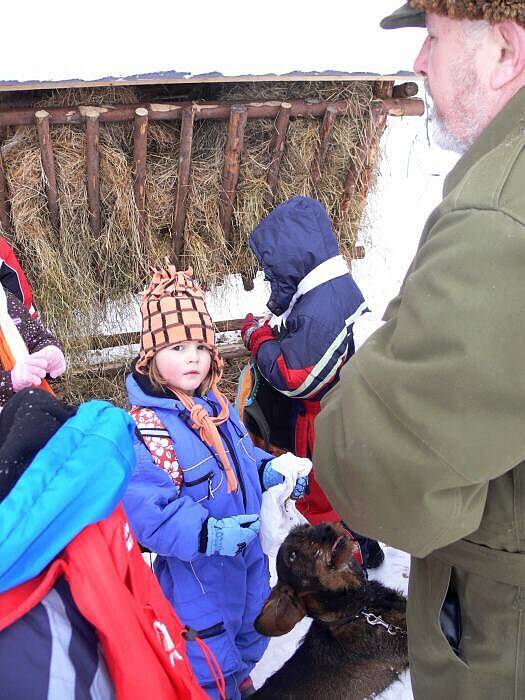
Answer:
[129,406,183,493]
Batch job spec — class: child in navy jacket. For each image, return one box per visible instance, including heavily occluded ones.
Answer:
[241,196,383,568]
[123,263,306,700]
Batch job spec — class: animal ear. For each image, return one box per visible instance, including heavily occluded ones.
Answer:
[254,583,306,637]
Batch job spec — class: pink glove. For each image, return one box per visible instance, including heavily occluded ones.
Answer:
[11,354,48,391]
[33,345,66,378]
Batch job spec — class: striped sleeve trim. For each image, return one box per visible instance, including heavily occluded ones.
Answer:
[278,300,367,399]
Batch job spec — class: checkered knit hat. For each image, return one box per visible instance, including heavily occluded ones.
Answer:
[135,262,238,492]
[136,262,219,376]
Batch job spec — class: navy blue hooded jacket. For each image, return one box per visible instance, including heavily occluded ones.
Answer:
[249,196,367,401]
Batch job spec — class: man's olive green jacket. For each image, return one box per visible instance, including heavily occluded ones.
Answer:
[315,86,525,699]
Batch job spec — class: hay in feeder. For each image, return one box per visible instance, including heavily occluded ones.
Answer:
[0,80,380,404]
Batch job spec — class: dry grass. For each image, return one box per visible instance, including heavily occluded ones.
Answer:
[0,81,380,404]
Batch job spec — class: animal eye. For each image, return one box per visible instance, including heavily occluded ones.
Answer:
[314,549,321,559]
[289,551,296,563]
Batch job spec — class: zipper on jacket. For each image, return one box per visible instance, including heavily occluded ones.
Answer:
[183,470,214,488]
[218,425,247,510]
[195,621,226,640]
[178,397,248,509]
[202,396,248,511]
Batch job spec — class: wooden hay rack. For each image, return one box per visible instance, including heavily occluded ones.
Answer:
[0,78,423,405]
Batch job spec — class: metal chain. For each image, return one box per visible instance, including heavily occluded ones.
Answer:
[361,611,407,637]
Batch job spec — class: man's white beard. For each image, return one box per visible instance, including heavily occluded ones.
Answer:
[428,100,472,154]
[425,71,491,155]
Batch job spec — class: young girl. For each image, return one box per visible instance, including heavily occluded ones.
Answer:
[123,263,306,700]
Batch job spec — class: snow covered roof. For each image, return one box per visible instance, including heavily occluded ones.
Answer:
[0,1,426,91]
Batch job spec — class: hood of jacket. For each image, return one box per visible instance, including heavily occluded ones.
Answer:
[249,196,340,316]
[0,399,136,593]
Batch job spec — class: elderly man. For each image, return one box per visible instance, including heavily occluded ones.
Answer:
[314,2,525,698]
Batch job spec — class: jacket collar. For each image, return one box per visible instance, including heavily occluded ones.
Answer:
[270,255,350,329]
[444,86,525,197]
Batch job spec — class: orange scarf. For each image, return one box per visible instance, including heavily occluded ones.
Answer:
[171,386,238,494]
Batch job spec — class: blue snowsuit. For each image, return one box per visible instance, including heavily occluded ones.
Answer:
[123,373,271,700]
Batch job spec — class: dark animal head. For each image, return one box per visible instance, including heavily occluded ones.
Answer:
[255,522,366,636]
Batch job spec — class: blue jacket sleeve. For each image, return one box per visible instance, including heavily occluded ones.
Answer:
[122,439,209,562]
[256,314,353,400]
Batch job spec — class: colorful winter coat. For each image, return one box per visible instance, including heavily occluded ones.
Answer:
[248,196,367,522]
[0,290,61,406]
[0,237,35,316]
[0,400,208,700]
[124,371,271,699]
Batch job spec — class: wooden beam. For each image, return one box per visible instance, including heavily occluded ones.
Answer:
[310,105,338,190]
[392,82,418,98]
[89,316,250,350]
[133,107,149,236]
[219,105,248,240]
[35,110,60,234]
[84,108,101,235]
[0,98,424,127]
[266,102,291,200]
[0,153,12,234]
[172,106,195,263]
[68,341,248,383]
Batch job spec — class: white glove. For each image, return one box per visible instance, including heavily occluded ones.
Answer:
[11,354,48,391]
[33,345,66,378]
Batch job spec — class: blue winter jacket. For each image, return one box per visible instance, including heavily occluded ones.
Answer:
[123,374,271,696]
[0,401,136,700]
[0,401,136,593]
[249,195,367,401]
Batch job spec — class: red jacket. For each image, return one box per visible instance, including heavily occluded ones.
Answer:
[0,237,35,316]
[0,505,222,700]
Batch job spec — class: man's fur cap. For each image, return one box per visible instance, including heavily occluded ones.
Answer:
[410,0,525,27]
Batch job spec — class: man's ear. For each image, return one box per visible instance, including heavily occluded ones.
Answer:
[254,583,306,636]
[490,22,525,90]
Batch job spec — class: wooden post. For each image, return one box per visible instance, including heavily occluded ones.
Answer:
[336,81,395,236]
[336,104,386,233]
[35,110,60,233]
[133,107,149,235]
[172,106,195,263]
[0,154,12,234]
[392,82,418,98]
[84,108,101,235]
[266,102,291,201]
[310,105,338,190]
[219,105,248,240]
